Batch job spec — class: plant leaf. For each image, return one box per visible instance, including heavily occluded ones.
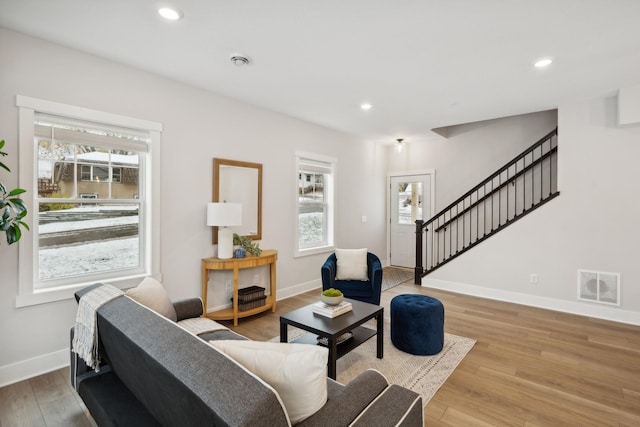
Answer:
[8,188,26,196]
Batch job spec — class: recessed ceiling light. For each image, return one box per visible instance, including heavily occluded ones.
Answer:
[230,54,251,66]
[360,103,373,111]
[158,7,183,21]
[534,58,553,68]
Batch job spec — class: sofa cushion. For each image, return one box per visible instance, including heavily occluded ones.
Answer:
[126,277,177,321]
[211,340,328,424]
[335,248,368,281]
[97,296,290,426]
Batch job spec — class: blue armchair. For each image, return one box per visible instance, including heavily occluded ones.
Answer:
[321,252,383,305]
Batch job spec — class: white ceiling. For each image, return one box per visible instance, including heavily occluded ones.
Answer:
[1,0,639,143]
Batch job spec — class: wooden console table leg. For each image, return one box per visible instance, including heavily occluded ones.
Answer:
[201,263,208,317]
[232,266,239,326]
[270,262,277,312]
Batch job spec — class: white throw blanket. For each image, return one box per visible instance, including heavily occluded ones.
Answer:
[178,317,229,335]
[72,284,124,373]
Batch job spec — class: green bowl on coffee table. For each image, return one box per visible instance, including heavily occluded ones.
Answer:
[321,288,343,305]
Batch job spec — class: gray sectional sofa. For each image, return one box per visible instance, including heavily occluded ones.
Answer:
[70,284,423,426]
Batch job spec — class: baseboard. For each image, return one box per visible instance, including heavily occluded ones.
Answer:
[423,277,640,326]
[0,348,68,388]
[277,278,322,300]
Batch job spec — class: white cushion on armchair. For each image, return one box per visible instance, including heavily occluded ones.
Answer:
[335,248,368,281]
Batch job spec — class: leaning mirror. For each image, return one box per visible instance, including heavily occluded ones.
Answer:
[212,158,262,244]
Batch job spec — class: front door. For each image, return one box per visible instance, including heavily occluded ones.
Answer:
[389,174,432,268]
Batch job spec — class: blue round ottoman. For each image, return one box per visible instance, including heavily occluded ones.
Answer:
[390,294,444,355]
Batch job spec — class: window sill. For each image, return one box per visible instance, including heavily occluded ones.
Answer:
[294,245,335,258]
[15,274,158,308]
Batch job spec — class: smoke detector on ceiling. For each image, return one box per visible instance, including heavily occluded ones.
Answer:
[230,54,251,66]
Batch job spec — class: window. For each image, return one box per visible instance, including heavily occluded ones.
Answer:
[295,152,336,257]
[17,96,162,307]
[80,165,122,182]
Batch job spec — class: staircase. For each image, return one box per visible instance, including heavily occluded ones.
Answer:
[414,128,559,283]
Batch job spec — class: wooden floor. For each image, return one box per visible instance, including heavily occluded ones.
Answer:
[2,282,639,426]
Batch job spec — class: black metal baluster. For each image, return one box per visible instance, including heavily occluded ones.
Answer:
[433,217,440,266]
[498,173,502,228]
[549,135,558,196]
[448,209,452,259]
[482,184,486,238]
[517,160,520,216]
[491,178,494,231]
[475,189,479,243]
[531,148,535,208]
[540,143,543,202]
[462,198,465,249]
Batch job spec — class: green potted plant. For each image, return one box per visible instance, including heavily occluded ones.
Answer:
[233,233,262,256]
[0,139,29,245]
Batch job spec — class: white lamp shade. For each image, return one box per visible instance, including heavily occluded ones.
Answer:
[207,203,242,227]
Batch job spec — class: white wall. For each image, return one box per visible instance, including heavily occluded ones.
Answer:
[423,96,640,324]
[387,110,558,211]
[0,28,387,385]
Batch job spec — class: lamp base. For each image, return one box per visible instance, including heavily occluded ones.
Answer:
[217,228,234,259]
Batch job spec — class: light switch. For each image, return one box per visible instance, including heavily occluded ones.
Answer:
[361,216,367,223]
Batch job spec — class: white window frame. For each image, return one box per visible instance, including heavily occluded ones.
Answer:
[16,95,162,307]
[294,151,336,257]
[80,164,122,183]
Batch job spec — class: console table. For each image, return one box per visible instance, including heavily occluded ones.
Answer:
[201,249,277,326]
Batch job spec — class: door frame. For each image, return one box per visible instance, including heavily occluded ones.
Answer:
[387,169,436,268]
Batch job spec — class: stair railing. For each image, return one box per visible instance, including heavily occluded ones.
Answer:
[414,128,559,283]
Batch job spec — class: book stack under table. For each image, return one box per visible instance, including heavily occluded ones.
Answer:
[311,301,353,318]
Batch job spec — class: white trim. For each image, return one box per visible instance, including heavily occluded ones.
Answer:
[0,348,68,388]
[422,277,640,326]
[293,151,337,258]
[386,169,436,268]
[15,273,161,308]
[276,277,322,301]
[16,95,162,307]
[16,95,162,132]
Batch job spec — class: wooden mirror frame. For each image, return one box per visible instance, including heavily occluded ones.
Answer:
[212,158,262,244]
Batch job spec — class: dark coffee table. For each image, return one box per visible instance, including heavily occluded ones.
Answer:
[280,298,383,380]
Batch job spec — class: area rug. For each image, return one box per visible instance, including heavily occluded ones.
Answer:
[271,319,475,406]
[381,266,414,291]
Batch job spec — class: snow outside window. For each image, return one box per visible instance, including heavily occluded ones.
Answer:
[295,153,336,257]
[16,96,162,307]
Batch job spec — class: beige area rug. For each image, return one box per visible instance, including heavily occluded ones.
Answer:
[381,266,414,291]
[272,319,475,406]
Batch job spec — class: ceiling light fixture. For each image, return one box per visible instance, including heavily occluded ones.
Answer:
[395,138,405,153]
[360,103,372,111]
[534,58,553,68]
[158,7,183,21]
[230,54,251,66]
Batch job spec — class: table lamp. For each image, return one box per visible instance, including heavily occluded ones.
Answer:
[207,202,242,259]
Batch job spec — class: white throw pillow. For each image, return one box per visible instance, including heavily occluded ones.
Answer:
[126,277,177,321]
[210,340,328,424]
[335,248,368,281]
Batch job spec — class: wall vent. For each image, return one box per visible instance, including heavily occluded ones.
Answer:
[577,269,620,306]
